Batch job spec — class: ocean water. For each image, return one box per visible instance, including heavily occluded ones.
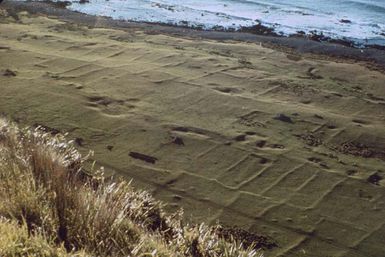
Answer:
[47,0,385,46]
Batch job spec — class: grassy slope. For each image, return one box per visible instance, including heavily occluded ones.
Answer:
[0,119,261,257]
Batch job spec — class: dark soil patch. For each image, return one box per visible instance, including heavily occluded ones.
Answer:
[172,126,189,132]
[346,169,358,176]
[171,136,184,146]
[33,123,60,135]
[367,93,385,101]
[74,137,84,146]
[238,112,266,128]
[273,114,293,124]
[3,69,17,77]
[87,96,123,106]
[299,133,323,146]
[268,144,285,149]
[214,87,239,94]
[286,54,302,61]
[234,134,246,142]
[255,140,267,148]
[259,157,269,164]
[129,152,158,164]
[352,119,369,125]
[367,173,383,185]
[307,67,323,79]
[335,142,385,160]
[308,157,322,163]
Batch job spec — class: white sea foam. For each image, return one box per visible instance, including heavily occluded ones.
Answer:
[30,0,385,46]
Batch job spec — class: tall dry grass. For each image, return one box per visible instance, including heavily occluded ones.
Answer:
[0,119,263,257]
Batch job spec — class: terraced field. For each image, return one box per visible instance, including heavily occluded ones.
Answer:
[1,10,385,256]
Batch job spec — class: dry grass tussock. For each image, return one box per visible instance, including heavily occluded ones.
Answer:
[0,118,262,257]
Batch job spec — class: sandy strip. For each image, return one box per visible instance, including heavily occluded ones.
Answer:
[1,5,385,257]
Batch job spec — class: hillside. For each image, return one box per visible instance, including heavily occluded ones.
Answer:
[0,119,262,256]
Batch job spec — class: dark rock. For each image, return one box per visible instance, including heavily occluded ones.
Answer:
[308,30,330,42]
[340,19,352,24]
[179,20,188,26]
[49,1,72,8]
[239,23,277,36]
[290,30,306,38]
[273,114,293,123]
[212,25,225,31]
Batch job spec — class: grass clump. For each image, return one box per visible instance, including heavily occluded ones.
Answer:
[0,118,262,257]
[0,218,87,257]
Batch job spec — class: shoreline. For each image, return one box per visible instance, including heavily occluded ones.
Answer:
[39,0,385,49]
[3,0,385,72]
